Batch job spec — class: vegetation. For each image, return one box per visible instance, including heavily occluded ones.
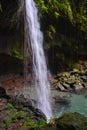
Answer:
[0,1,87,129]
[35,0,87,73]
[0,0,87,73]
[36,0,87,37]
[0,103,46,130]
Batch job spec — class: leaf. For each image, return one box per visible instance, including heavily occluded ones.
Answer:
[54,12,60,18]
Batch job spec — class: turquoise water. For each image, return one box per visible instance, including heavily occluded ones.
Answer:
[51,90,87,117]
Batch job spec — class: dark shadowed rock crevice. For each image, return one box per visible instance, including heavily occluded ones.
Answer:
[0,53,23,75]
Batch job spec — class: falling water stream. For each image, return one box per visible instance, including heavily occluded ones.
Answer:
[25,0,52,120]
[18,0,87,121]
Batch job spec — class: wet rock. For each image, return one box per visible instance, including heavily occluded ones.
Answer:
[55,112,87,130]
[82,83,87,88]
[62,83,69,88]
[33,108,46,121]
[0,98,9,122]
[0,86,10,99]
[0,98,8,111]
[66,79,75,86]
[9,93,32,110]
[58,72,70,78]
[80,75,87,82]
[73,84,83,92]
[31,99,41,108]
[58,86,66,91]
[44,112,87,130]
[71,69,80,75]
[16,93,32,108]
[57,83,66,91]
[9,93,46,122]
[62,83,72,91]
[52,67,87,93]
[0,109,9,122]
[53,96,70,105]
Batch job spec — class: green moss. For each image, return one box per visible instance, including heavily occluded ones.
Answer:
[55,113,87,130]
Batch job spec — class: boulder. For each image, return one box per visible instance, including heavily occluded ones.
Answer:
[44,112,87,130]
[55,112,87,130]
[62,83,72,91]
[80,76,87,82]
[71,69,80,75]
[73,84,84,93]
[58,84,66,91]
[53,96,70,105]
[66,79,75,86]
[9,93,46,121]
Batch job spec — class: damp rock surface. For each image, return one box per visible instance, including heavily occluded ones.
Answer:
[56,112,87,130]
[44,112,87,130]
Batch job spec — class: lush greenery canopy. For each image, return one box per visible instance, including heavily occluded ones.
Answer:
[36,0,87,34]
[35,0,87,72]
[0,0,87,72]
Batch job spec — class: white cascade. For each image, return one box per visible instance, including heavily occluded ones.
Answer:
[25,0,52,120]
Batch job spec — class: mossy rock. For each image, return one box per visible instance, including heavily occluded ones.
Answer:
[44,112,87,130]
[71,69,80,74]
[55,112,87,130]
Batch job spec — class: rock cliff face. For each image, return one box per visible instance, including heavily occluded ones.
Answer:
[0,0,18,33]
[0,0,23,55]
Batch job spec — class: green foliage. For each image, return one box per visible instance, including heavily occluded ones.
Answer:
[11,42,23,60]
[21,119,46,130]
[36,0,48,13]
[0,0,87,73]
[36,0,87,38]
[71,1,87,31]
[2,103,47,130]
[39,1,87,72]
[5,103,17,125]
[36,0,73,21]
[47,25,56,39]
[36,0,59,19]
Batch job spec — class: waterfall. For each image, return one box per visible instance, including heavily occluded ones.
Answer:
[24,0,52,120]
